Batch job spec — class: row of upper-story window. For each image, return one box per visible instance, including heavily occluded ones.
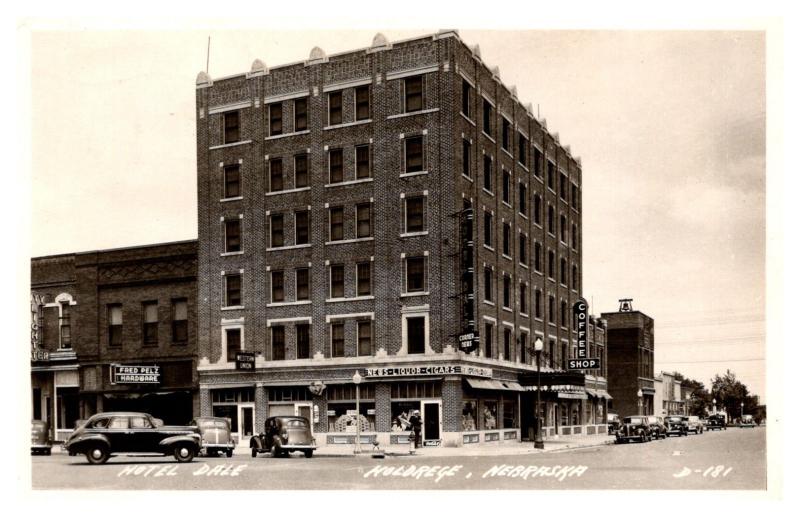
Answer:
[221,254,430,308]
[104,299,189,347]
[482,209,579,260]
[482,269,577,324]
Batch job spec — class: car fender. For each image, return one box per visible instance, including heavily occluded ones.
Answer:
[250,435,266,450]
[66,434,111,453]
[159,434,200,451]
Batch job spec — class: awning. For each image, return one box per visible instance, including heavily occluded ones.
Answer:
[558,392,588,400]
[596,389,613,400]
[585,388,598,398]
[465,379,525,391]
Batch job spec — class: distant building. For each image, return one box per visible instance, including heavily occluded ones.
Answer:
[602,299,655,416]
[654,372,686,416]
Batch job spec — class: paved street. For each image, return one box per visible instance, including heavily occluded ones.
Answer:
[32,427,765,490]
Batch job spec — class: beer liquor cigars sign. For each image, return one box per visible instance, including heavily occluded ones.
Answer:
[364,364,492,378]
[568,298,602,370]
[110,365,161,384]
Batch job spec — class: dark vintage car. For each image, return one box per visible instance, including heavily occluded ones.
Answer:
[615,416,652,443]
[607,413,621,435]
[646,415,668,439]
[250,416,316,458]
[190,417,235,457]
[64,412,201,465]
[682,415,704,434]
[706,414,727,430]
[31,420,52,455]
[664,415,688,436]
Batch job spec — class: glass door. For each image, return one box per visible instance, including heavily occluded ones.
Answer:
[421,400,441,443]
[239,404,254,439]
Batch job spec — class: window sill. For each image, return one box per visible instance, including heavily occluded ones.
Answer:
[519,213,528,220]
[221,306,245,311]
[267,244,312,252]
[482,188,494,197]
[502,254,513,261]
[325,237,375,246]
[400,231,429,238]
[221,251,244,257]
[460,112,476,126]
[387,108,439,120]
[265,129,311,140]
[483,300,496,307]
[220,196,243,203]
[501,147,513,159]
[533,222,542,229]
[323,119,372,131]
[502,201,513,209]
[533,175,544,183]
[171,341,188,346]
[571,206,580,214]
[518,163,529,172]
[483,244,495,252]
[209,140,252,150]
[461,174,473,183]
[481,131,496,143]
[326,296,375,303]
[267,300,312,307]
[400,170,428,178]
[520,313,530,319]
[519,263,529,269]
[400,291,429,297]
[265,186,311,197]
[502,307,513,313]
[325,178,374,188]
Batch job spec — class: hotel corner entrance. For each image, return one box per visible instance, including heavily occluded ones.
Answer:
[422,400,441,443]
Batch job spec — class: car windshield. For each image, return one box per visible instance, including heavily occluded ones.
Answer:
[666,417,682,422]
[623,417,644,424]
[283,419,308,428]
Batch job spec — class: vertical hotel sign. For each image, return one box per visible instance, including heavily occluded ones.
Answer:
[568,297,601,370]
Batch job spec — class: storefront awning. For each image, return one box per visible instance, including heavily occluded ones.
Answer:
[596,389,613,400]
[585,388,598,398]
[465,378,525,391]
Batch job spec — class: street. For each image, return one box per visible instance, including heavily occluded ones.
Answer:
[31,427,766,490]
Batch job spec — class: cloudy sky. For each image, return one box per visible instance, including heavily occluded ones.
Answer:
[26,28,767,397]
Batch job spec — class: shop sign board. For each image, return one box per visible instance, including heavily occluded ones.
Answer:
[110,364,161,384]
[31,348,49,362]
[424,439,441,447]
[568,297,600,371]
[363,364,492,378]
[457,331,480,353]
[235,351,256,371]
[568,358,601,370]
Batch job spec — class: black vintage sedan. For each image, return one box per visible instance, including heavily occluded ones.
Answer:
[64,412,201,465]
[615,416,652,443]
[665,415,689,436]
[250,416,316,458]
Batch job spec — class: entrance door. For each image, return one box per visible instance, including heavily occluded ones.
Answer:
[295,403,312,421]
[421,400,441,442]
[239,404,254,439]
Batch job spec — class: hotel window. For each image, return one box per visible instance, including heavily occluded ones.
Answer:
[271,326,285,360]
[502,170,511,204]
[405,135,424,173]
[484,267,493,302]
[331,323,345,357]
[571,183,579,209]
[296,268,310,301]
[518,133,528,165]
[520,332,528,364]
[519,234,527,265]
[294,154,308,188]
[108,304,122,347]
[358,320,372,356]
[406,256,427,293]
[356,203,372,238]
[269,158,283,192]
[534,194,542,225]
[171,299,188,344]
[142,302,158,345]
[356,144,371,179]
[571,223,578,250]
[548,250,555,279]
[329,148,343,183]
[357,262,372,296]
[502,223,511,256]
[328,91,342,125]
[484,322,493,358]
[547,205,555,234]
[225,328,241,362]
[269,102,282,136]
[355,85,371,121]
[534,148,542,177]
[561,301,568,328]
[547,161,555,190]
[271,270,284,302]
[502,118,510,151]
[482,99,492,136]
[225,274,242,307]
[560,258,568,285]
[534,241,542,272]
[404,76,424,113]
[519,183,527,215]
[294,98,307,131]
[504,328,511,360]
[502,275,511,308]
[330,264,345,298]
[405,195,425,233]
[560,173,568,200]
[548,295,555,324]
[295,210,309,245]
[484,211,493,247]
[329,207,344,241]
[296,323,310,359]
[224,219,241,253]
[406,316,426,354]
[269,214,284,248]
[483,155,493,192]
[461,79,471,117]
[520,283,527,314]
[59,301,71,348]
[222,111,239,144]
[560,215,567,243]
[548,339,555,368]
[223,164,240,198]
[462,139,471,178]
[534,289,542,318]
[571,265,578,290]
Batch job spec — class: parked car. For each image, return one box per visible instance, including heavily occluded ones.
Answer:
[740,414,756,427]
[646,415,668,439]
[664,415,689,436]
[64,412,201,465]
[190,417,236,457]
[682,415,704,434]
[706,414,727,430]
[250,416,316,458]
[615,416,652,443]
[31,420,52,455]
[607,413,621,435]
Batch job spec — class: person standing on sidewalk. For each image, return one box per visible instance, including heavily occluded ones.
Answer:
[409,410,422,449]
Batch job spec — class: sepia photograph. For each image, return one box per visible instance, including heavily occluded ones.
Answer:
[13,5,788,506]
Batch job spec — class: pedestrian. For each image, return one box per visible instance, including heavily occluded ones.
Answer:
[409,410,422,449]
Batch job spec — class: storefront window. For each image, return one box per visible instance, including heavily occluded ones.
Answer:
[327,403,375,432]
[462,400,477,431]
[391,401,420,432]
[572,403,580,425]
[482,401,498,430]
[213,405,237,432]
[560,402,568,426]
[502,397,517,429]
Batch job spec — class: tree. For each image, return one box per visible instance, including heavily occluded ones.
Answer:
[710,370,758,421]
[681,378,711,417]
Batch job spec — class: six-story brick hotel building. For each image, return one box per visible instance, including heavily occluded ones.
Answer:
[194,31,609,447]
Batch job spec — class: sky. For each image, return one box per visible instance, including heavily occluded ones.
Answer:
[25,28,767,398]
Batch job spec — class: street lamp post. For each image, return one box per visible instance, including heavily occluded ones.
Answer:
[741,401,744,421]
[353,370,362,454]
[534,337,544,449]
[685,392,691,416]
[713,398,717,414]
[637,389,643,414]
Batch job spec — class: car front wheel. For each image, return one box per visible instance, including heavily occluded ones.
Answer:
[174,445,195,463]
[226,449,233,458]
[304,450,313,458]
[86,445,109,465]
[270,444,280,458]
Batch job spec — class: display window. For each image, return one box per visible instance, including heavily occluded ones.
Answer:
[391,401,420,432]
[462,400,477,431]
[502,397,517,429]
[327,402,375,432]
[572,403,580,425]
[482,401,498,430]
